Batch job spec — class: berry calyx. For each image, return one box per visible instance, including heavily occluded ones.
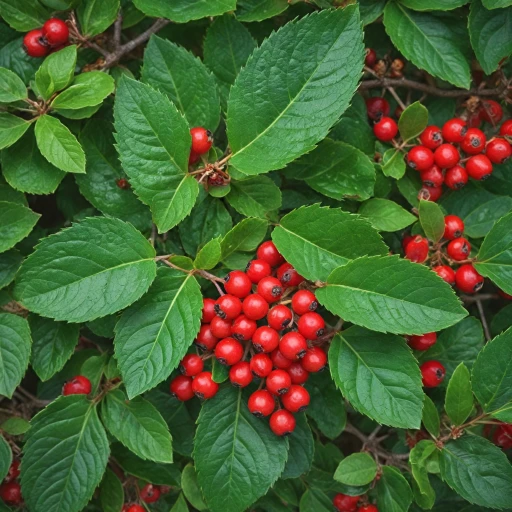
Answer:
[404,236,429,263]
[257,241,285,267]
[250,353,273,378]
[23,29,49,58]
[224,270,252,298]
[231,315,257,341]
[190,127,213,154]
[281,385,310,413]
[486,138,512,164]
[62,375,91,396]
[373,117,398,142]
[279,331,308,360]
[214,294,242,320]
[461,128,486,155]
[252,326,280,353]
[446,237,471,261]
[195,324,219,351]
[170,375,194,401]
[408,332,437,351]
[242,293,269,320]
[291,290,318,315]
[248,390,275,417]
[0,482,22,506]
[442,118,467,143]
[419,125,443,149]
[466,154,493,180]
[277,262,304,287]
[257,276,284,303]
[433,265,456,285]
[266,369,292,395]
[420,360,446,388]
[201,298,216,323]
[366,97,390,121]
[246,259,272,284]
[140,484,160,504]
[229,362,253,388]
[269,409,296,436]
[301,347,327,372]
[214,337,244,365]
[419,184,442,202]
[179,354,204,377]
[434,143,460,169]
[444,165,468,190]
[42,18,69,46]
[297,312,325,340]
[267,305,293,331]
[443,215,464,240]
[192,371,219,399]
[455,264,484,294]
[407,146,435,171]
[332,493,360,512]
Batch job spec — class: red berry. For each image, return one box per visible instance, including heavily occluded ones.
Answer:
[5,460,20,483]
[279,331,308,360]
[301,347,327,372]
[405,236,429,263]
[215,337,244,365]
[408,332,437,351]
[447,237,471,261]
[214,294,242,320]
[276,262,304,287]
[366,97,390,121]
[189,150,200,165]
[402,234,415,251]
[444,165,468,190]
[332,493,360,512]
[297,312,325,340]
[248,389,275,417]
[461,128,486,155]
[266,369,292,395]
[170,375,194,401]
[455,264,484,294]
[281,385,310,413]
[250,353,273,378]
[434,143,460,169]
[407,146,435,171]
[288,362,309,385]
[229,361,253,388]
[359,506,379,512]
[257,276,283,303]
[420,165,444,188]
[42,18,69,46]
[267,305,293,330]
[498,289,512,300]
[365,48,377,68]
[419,184,442,202]
[291,290,318,315]
[63,375,91,396]
[499,119,512,136]
[192,371,219,399]
[256,241,285,267]
[210,316,232,340]
[0,482,22,506]
[486,138,512,164]
[442,118,467,143]
[269,409,296,436]
[201,298,216,323]
[231,315,257,342]
[195,324,219,351]
[224,270,252,298]
[23,29,49,58]
[252,326,280,353]
[467,111,482,128]
[373,117,398,142]
[190,127,213,154]
[246,259,272,284]
[179,354,204,377]
[242,293,269,320]
[433,265,456,285]
[270,349,292,370]
[480,100,503,124]
[493,423,512,449]
[466,154,493,180]
[444,215,464,240]
[420,360,446,388]
[116,178,130,189]
[140,484,160,504]
[127,505,145,512]
[419,125,443,149]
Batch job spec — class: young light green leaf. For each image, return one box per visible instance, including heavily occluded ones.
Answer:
[0,0,49,31]
[227,176,282,219]
[133,0,236,22]
[194,237,221,270]
[99,469,124,512]
[52,72,115,110]
[398,101,429,141]
[115,267,202,398]
[359,198,416,232]
[272,205,388,282]
[0,313,31,398]
[0,200,40,253]
[35,115,85,173]
[15,217,157,323]
[376,466,413,512]
[114,76,198,232]
[329,327,424,429]
[0,249,22,289]
[282,414,314,479]
[0,113,31,150]
[236,0,288,21]
[1,417,30,436]
[220,217,268,261]
[0,67,27,102]
[334,453,377,487]
[317,256,467,335]
[35,45,77,101]
[194,386,288,512]
[410,440,436,510]
[77,0,120,37]
[0,436,12,482]
[381,148,406,179]
[422,395,440,437]
[227,7,364,175]
[21,396,109,512]
[445,363,473,425]
[419,199,445,242]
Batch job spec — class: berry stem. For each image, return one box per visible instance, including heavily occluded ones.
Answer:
[475,299,491,341]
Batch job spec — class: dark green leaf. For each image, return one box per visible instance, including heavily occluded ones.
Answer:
[181,463,208,511]
[77,0,120,37]
[422,395,440,437]
[171,493,189,512]
[445,363,473,425]
[35,45,77,101]
[220,217,268,262]
[99,469,124,512]
[359,199,416,232]
[0,37,41,85]
[410,440,437,510]
[491,302,512,336]
[419,199,445,242]
[52,72,115,110]
[0,201,40,254]
[398,101,429,141]
[299,488,332,512]
[0,436,11,482]
[132,0,236,22]
[236,0,288,21]
[0,249,22,289]
[212,357,229,383]
[400,0,468,10]
[0,113,31,150]
[334,453,377,486]
[282,414,314,479]
[483,0,512,6]
[0,0,49,31]
[376,466,413,512]
[227,176,282,218]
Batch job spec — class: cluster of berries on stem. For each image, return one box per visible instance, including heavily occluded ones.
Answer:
[333,492,379,512]
[0,460,22,506]
[23,18,69,58]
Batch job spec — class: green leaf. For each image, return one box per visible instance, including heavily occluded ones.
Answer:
[383,2,471,88]
[469,0,512,75]
[227,176,282,219]
[52,72,115,110]
[77,0,120,37]
[142,36,220,131]
[114,76,198,233]
[15,217,156,323]
[0,436,12,482]
[115,267,202,398]
[400,0,468,10]
[381,148,407,180]
[360,0,387,24]
[181,463,208,511]
[284,139,376,201]
[397,169,422,207]
[272,205,388,282]
[35,115,85,174]
[0,113,31,150]
[475,211,512,294]
[35,45,77,101]
[30,315,79,381]
[227,7,364,175]
[21,396,110,512]
[0,249,22,289]
[376,466,413,512]
[483,0,512,6]
[317,255,467,335]
[212,357,229,383]
[194,237,221,270]
[445,363,473,425]
[80,353,108,393]
[171,493,189,512]
[439,436,512,509]
[0,67,27,102]
[220,217,268,262]
[334,453,377,486]
[299,488,332,512]
[282,414,314,479]
[236,0,288,21]
[101,388,173,463]
[99,468,124,512]
[419,199,445,243]
[194,386,288,512]
[1,416,30,436]
[0,181,26,205]
[0,0,49,31]
[359,198,416,232]
[410,440,436,510]
[0,37,41,85]
[0,201,40,253]
[398,101,429,141]
[133,0,236,22]
[329,327,424,428]
[491,302,512,336]
[422,395,440,437]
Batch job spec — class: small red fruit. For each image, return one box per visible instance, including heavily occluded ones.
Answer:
[288,362,309,385]
[420,165,444,187]
[256,241,285,267]
[433,265,456,285]
[229,362,253,388]
[127,505,145,512]
[297,312,325,340]
[192,371,219,399]
[493,423,512,449]
[434,143,460,169]
[195,324,219,351]
[447,237,471,261]
[461,128,486,155]
[189,150,200,165]
[116,178,130,189]
[486,138,512,164]
[408,332,437,351]
[442,118,467,143]
[0,482,22,506]
[214,294,242,320]
[267,305,293,331]
[257,276,283,303]
[366,97,390,121]
[407,146,435,171]
[279,331,308,360]
[291,290,318,315]
[277,262,304,287]
[246,259,272,284]
[170,375,194,401]
[201,298,216,323]
[443,215,464,240]
[231,315,257,342]
[359,506,379,512]
[419,185,442,202]
[301,347,327,372]
[215,337,244,365]
[365,48,377,68]
[405,236,429,263]
[480,100,503,124]
[210,316,232,340]
[420,360,446,388]
[5,460,20,483]
[250,353,273,378]
[23,29,49,58]
[242,293,269,320]
[499,119,512,137]
[455,264,484,294]
[373,117,398,142]
[269,409,296,436]
[281,385,310,413]
[248,389,275,417]
[270,349,293,370]
[266,369,292,395]
[179,354,204,377]
[419,125,443,149]
[444,165,468,190]
[63,375,91,396]
[466,154,493,180]
[252,326,280,353]
[140,484,160,504]
[332,493,360,512]
[224,270,252,298]
[190,127,213,154]
[42,18,69,46]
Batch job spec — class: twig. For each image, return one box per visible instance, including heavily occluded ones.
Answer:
[461,293,499,303]
[476,299,491,341]
[386,86,407,110]
[113,12,123,50]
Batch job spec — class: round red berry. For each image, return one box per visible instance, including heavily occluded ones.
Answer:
[434,143,460,169]
[279,331,308,360]
[419,125,443,149]
[419,184,442,202]
[373,117,398,142]
[281,385,310,413]
[480,99,503,124]
[252,326,280,353]
[256,241,285,267]
[366,97,390,121]
[407,146,435,171]
[408,332,437,351]
[224,270,252,298]
[170,375,194,401]
[0,482,22,506]
[443,215,464,240]
[365,48,377,68]
[257,276,283,303]
[116,178,130,189]
[297,312,325,340]
[23,29,49,58]
[192,371,219,399]
[269,409,296,436]
[270,349,293,370]
[301,347,327,372]
[420,165,444,188]
[63,375,91,396]
[195,324,219,351]
[466,154,493,180]
[267,305,293,330]
[493,423,512,449]
[140,484,160,504]
[461,128,486,155]
[179,354,204,377]
[231,315,257,341]
[447,237,471,261]
[266,369,292,395]
[405,236,429,263]
[127,505,145,512]
[190,127,213,154]
[499,289,512,300]
[215,337,244,365]
[433,265,456,285]
[5,460,20,483]
[248,389,275,417]
[291,290,318,315]
[214,294,242,320]
[421,360,446,388]
[442,118,467,143]
[229,362,253,388]
[455,264,484,294]
[332,493,360,512]
[499,119,512,137]
[42,18,69,46]
[277,262,304,287]
[444,165,468,190]
[246,259,272,283]
[288,362,309,385]
[486,138,512,164]
[402,234,414,251]
[242,293,269,320]
[250,353,273,378]
[359,506,379,512]
[210,316,232,339]
[201,298,216,323]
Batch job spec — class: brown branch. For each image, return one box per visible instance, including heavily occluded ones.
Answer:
[461,293,499,303]
[476,299,492,341]
[113,12,123,50]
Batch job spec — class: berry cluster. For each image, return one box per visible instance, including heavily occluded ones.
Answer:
[365,47,405,80]
[121,483,167,511]
[62,375,92,396]
[170,241,329,436]
[0,460,22,507]
[333,492,378,512]
[23,18,69,58]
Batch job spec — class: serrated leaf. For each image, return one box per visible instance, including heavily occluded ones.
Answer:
[376,466,413,512]
[227,7,364,175]
[0,0,49,31]
[299,488,332,512]
[101,388,173,463]
[282,414,314,479]
[1,417,30,436]
[30,315,79,381]
[0,67,27,102]
[182,463,208,511]
[422,395,440,437]
[439,436,512,509]
[0,113,31,150]
[35,115,85,174]
[194,386,288,512]
[381,148,406,180]
[0,180,26,205]
[398,101,429,141]
[77,0,120,37]
[227,176,282,219]
[0,436,12,482]
[0,200,40,253]
[419,199,445,242]
[142,36,220,131]
[400,0,468,9]
[0,37,41,85]
[236,0,288,21]
[0,249,22,289]
[329,327,424,428]
[21,396,110,512]
[194,237,221,270]
[359,198,416,232]
[115,267,202,398]
[445,363,473,425]
[220,217,268,261]
[99,468,124,512]
[133,0,236,22]
[317,256,467,335]
[272,205,388,282]
[334,453,377,486]
[80,353,108,393]
[172,493,189,512]
[15,217,156,323]
[114,76,199,232]
[52,72,115,110]
[35,45,77,101]
[410,440,436,510]
[383,2,471,88]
